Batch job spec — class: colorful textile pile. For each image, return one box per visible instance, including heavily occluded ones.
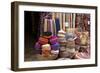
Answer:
[34,32,60,58]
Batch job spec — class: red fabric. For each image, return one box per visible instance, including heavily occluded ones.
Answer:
[39,37,48,45]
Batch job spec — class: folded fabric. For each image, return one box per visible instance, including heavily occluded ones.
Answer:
[57,34,65,38]
[41,44,51,57]
[59,46,66,52]
[59,51,69,58]
[50,36,58,44]
[75,37,81,45]
[58,29,66,38]
[66,40,75,48]
[66,48,76,53]
[60,50,76,58]
[51,42,60,50]
[75,44,90,59]
[34,42,41,50]
[58,38,66,43]
[38,37,48,45]
[51,50,59,55]
[80,32,88,46]
[43,36,52,39]
[58,29,66,34]
[75,52,90,59]
[66,33,77,41]
[42,44,51,50]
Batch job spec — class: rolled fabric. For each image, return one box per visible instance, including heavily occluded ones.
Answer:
[38,37,48,45]
[51,42,60,50]
[41,44,51,57]
[50,36,58,44]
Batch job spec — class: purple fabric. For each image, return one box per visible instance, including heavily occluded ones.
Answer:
[34,42,41,50]
[50,36,58,44]
[51,42,60,50]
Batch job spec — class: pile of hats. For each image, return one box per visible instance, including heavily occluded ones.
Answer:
[34,32,60,59]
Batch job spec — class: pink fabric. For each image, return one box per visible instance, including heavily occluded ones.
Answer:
[75,46,90,59]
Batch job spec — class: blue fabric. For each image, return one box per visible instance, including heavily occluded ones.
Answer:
[55,18,60,34]
[51,42,60,50]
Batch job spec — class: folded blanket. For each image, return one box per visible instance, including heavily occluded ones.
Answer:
[51,42,60,50]
[58,29,66,38]
[39,37,48,45]
[66,40,75,48]
[41,44,51,57]
[74,46,90,59]
[58,38,66,43]
[51,50,59,55]
[75,52,90,59]
[50,36,58,44]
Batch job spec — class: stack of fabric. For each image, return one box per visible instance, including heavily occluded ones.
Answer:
[34,32,60,60]
[58,28,77,59]
[57,29,66,44]
[41,44,51,57]
[65,29,77,58]
[50,36,60,55]
[57,29,68,58]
